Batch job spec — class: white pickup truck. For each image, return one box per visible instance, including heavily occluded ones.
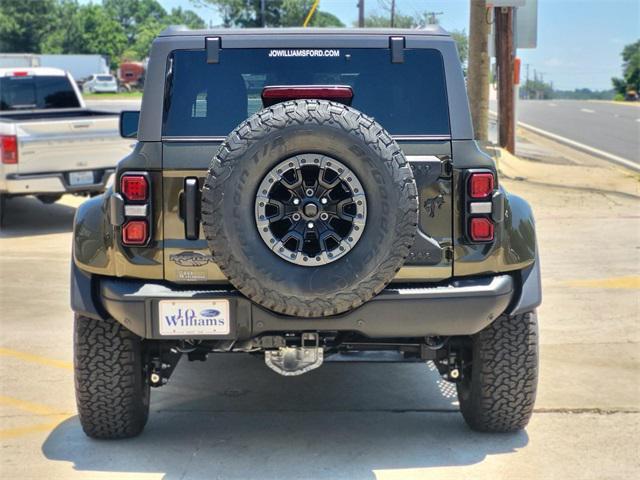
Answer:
[0,67,132,225]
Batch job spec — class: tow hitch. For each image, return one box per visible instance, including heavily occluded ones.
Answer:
[265,332,324,376]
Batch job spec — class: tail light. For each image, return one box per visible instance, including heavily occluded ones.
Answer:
[122,220,148,245]
[121,175,148,201]
[468,172,494,198]
[1,135,18,164]
[469,217,494,242]
[119,172,151,245]
[465,170,496,242]
[262,86,353,107]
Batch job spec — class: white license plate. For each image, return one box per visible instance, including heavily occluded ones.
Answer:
[159,300,230,336]
[69,171,94,186]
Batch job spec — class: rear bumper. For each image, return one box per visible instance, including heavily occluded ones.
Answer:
[72,263,518,340]
[3,169,114,195]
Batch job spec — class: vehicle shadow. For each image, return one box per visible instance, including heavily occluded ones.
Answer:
[42,355,529,479]
[0,196,78,238]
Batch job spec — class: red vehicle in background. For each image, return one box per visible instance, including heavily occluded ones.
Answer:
[117,61,145,91]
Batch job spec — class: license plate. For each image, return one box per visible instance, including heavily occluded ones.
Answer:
[159,300,230,336]
[69,171,94,186]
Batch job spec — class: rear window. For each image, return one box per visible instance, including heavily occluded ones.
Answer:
[0,75,80,111]
[163,48,450,137]
[97,75,114,82]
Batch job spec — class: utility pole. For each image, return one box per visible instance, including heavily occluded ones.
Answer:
[467,0,491,142]
[358,0,365,27]
[261,0,266,27]
[390,0,396,27]
[426,11,443,25]
[495,6,515,154]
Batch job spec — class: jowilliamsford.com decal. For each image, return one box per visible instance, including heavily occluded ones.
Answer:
[268,49,340,57]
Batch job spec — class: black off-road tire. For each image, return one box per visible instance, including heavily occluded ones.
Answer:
[457,311,539,433]
[201,100,418,317]
[74,315,150,439]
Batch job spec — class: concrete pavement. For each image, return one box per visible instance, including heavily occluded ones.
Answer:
[1,131,639,478]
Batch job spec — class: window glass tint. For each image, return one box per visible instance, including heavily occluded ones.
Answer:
[97,75,114,81]
[0,75,80,110]
[163,48,450,137]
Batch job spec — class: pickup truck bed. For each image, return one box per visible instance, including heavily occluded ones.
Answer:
[0,68,132,212]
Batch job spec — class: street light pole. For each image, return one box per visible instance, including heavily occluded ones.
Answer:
[358,0,365,27]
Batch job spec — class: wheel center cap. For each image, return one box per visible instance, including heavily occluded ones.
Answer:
[303,202,318,218]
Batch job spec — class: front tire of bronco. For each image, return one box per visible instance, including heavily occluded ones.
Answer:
[457,311,538,433]
[74,315,150,439]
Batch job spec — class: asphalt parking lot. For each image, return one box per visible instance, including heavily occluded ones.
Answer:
[1,129,639,479]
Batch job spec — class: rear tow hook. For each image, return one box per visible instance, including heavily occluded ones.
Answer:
[265,332,324,376]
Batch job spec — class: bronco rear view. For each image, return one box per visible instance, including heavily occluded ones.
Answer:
[71,26,541,439]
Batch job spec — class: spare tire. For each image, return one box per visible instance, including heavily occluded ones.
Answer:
[201,100,418,317]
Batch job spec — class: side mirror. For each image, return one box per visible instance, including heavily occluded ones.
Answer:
[119,110,140,139]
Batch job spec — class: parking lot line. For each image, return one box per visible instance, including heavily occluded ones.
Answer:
[0,347,72,371]
[0,394,73,440]
[0,420,67,441]
[0,394,64,416]
[564,276,640,289]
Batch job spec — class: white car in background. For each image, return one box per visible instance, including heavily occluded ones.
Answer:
[82,74,118,94]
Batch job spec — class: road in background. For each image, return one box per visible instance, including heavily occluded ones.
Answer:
[491,99,640,167]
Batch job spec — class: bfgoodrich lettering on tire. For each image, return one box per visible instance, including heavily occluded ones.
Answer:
[201,100,418,317]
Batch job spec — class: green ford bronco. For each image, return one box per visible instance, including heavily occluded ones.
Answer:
[71,26,541,439]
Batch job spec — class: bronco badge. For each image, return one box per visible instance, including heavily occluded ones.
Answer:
[169,251,215,267]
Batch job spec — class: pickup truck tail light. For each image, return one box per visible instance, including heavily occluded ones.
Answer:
[119,172,151,245]
[1,135,18,164]
[465,170,496,242]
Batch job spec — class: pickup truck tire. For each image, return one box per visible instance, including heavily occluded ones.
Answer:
[457,311,538,432]
[202,100,418,317]
[74,315,150,439]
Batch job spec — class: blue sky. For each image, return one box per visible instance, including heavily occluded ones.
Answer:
[158,0,639,90]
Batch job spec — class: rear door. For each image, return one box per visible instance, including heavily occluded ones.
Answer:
[160,46,453,284]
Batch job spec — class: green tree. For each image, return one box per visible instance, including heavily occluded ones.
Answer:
[612,40,640,95]
[280,0,344,27]
[168,7,207,29]
[0,0,58,52]
[40,0,85,54]
[195,0,343,28]
[104,0,166,42]
[82,5,128,66]
[359,2,468,64]
[450,30,468,66]
[40,2,127,68]
[103,0,204,60]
